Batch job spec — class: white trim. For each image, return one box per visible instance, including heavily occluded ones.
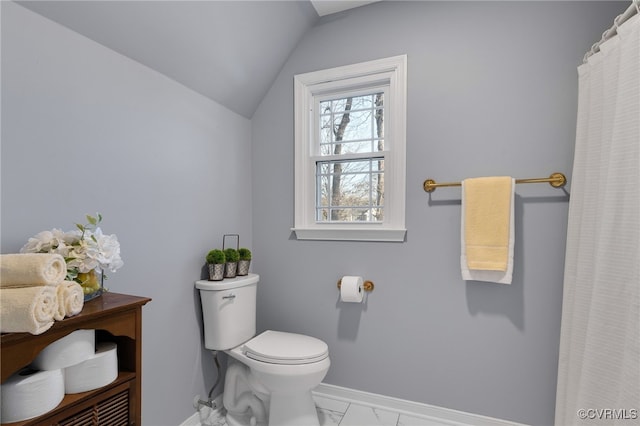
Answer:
[179,412,201,426]
[313,383,528,426]
[292,227,406,242]
[294,55,407,87]
[293,55,407,242]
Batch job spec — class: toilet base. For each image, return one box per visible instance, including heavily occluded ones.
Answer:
[268,391,319,426]
[226,410,267,426]
[225,391,320,426]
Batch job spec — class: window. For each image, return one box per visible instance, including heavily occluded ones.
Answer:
[293,55,407,242]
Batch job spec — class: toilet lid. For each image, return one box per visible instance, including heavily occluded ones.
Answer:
[243,330,329,365]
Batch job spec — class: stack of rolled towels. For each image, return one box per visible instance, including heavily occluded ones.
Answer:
[0,253,84,335]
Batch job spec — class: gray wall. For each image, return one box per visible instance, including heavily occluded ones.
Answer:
[251,2,624,425]
[1,3,252,424]
[1,1,627,425]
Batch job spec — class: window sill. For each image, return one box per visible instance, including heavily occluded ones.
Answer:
[292,227,406,242]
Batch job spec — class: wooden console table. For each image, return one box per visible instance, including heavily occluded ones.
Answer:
[1,292,151,426]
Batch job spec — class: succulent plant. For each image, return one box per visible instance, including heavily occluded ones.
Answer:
[206,249,226,264]
[238,248,252,261]
[224,248,239,263]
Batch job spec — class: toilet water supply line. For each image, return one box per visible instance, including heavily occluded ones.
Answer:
[194,351,222,410]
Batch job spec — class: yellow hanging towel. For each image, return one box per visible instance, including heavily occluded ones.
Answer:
[463,176,513,271]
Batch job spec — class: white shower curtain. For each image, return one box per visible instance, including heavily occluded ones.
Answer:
[555,8,639,426]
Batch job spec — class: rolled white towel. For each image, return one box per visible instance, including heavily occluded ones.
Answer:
[0,253,67,287]
[0,286,57,335]
[54,281,84,320]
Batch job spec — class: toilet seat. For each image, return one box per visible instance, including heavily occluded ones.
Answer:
[243,330,328,365]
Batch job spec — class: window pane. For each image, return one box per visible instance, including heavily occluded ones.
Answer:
[316,158,384,223]
[335,110,373,143]
[319,92,384,157]
[317,174,329,207]
[319,115,332,145]
[316,208,329,222]
[375,107,384,151]
[350,95,374,110]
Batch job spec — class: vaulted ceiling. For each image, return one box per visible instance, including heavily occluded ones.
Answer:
[16,1,379,119]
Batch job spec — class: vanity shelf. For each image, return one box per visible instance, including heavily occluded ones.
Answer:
[1,292,151,426]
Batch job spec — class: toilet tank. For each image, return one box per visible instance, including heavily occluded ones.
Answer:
[195,273,259,350]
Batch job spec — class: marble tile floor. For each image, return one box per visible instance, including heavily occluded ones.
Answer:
[314,394,459,426]
[196,394,462,426]
[192,388,493,426]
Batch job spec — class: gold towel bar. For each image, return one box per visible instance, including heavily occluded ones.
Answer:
[423,172,567,193]
[337,279,375,292]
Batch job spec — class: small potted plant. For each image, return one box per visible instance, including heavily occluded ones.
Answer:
[224,248,239,278]
[237,248,252,276]
[206,249,225,281]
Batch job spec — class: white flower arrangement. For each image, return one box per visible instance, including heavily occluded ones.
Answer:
[21,214,124,284]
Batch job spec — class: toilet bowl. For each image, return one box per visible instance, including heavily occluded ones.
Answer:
[195,274,330,426]
[226,330,330,426]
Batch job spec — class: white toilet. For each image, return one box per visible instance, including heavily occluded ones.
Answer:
[195,274,330,426]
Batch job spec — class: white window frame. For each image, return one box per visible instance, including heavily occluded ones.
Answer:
[292,55,407,242]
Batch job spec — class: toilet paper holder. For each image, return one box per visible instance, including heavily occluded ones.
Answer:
[337,278,375,292]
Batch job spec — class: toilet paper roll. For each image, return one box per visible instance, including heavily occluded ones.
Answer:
[1,367,64,423]
[32,329,95,371]
[64,342,118,394]
[340,276,364,303]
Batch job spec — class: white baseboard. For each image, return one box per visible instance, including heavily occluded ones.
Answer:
[312,383,527,426]
[180,412,200,426]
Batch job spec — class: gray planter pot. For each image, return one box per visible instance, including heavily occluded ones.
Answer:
[237,260,251,276]
[225,262,237,278]
[208,264,225,281]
